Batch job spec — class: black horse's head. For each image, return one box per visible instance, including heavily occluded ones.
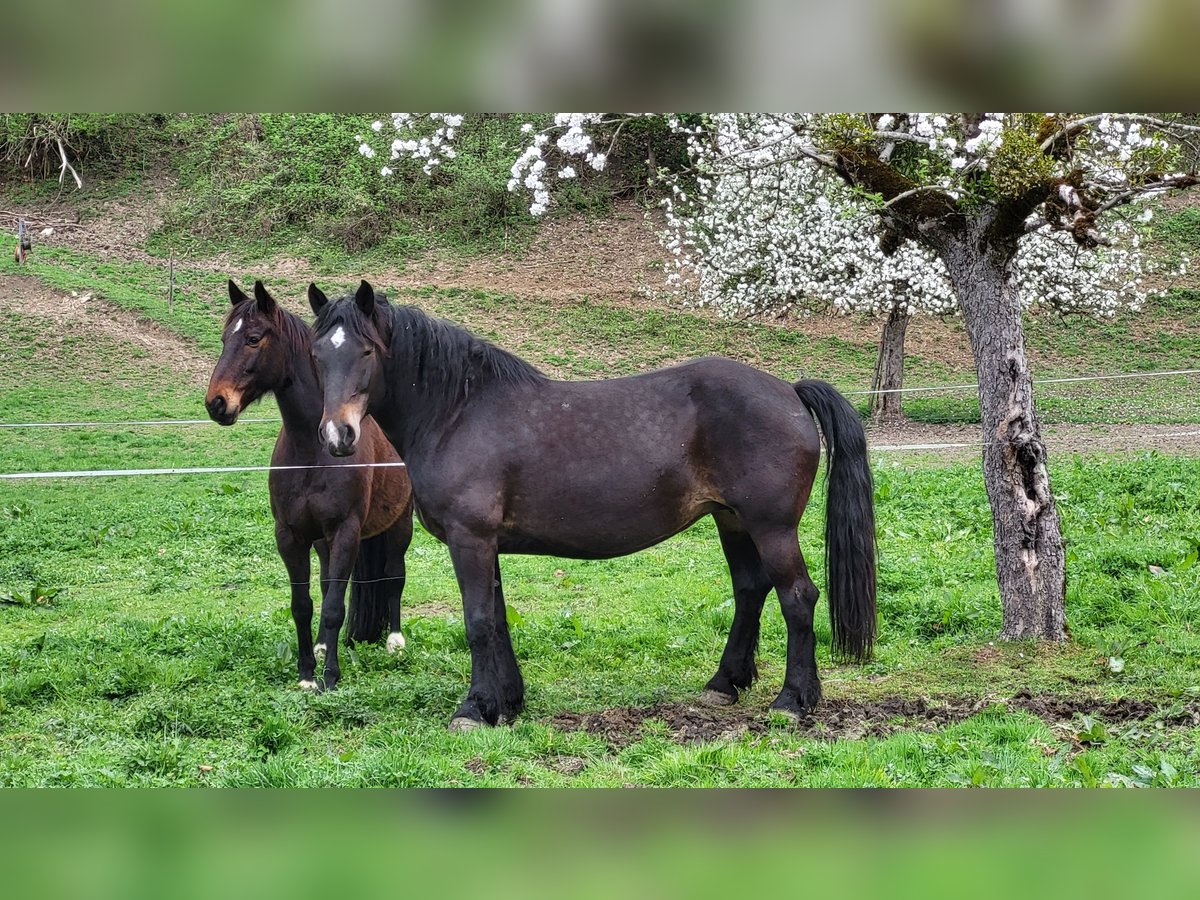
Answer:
[206,280,296,425]
[309,279,391,456]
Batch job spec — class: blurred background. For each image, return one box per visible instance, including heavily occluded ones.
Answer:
[2,0,1198,108]
[4,793,1200,898]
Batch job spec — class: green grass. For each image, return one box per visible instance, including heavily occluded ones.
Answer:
[7,236,1200,426]
[2,266,1199,786]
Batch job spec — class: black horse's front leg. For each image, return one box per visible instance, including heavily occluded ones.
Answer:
[447,538,524,730]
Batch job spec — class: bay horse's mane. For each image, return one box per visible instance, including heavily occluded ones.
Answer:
[314,299,546,417]
[225,298,314,358]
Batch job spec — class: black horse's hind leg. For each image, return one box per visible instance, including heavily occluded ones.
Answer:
[277,528,318,689]
[315,526,359,690]
[447,537,524,729]
[702,513,773,705]
[750,528,823,717]
[383,511,414,654]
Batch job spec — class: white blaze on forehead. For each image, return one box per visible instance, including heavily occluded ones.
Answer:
[330,326,346,349]
[233,318,243,333]
[325,421,339,445]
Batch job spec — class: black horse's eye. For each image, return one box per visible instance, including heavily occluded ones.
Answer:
[247,335,262,346]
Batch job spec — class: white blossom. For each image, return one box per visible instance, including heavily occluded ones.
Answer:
[356,113,1189,319]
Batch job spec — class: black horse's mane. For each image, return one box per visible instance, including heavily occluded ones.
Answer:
[314,298,545,416]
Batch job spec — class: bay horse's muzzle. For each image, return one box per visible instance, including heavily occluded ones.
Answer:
[205,392,240,426]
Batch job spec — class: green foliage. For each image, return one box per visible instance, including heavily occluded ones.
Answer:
[0,113,166,184]
[986,118,1058,199]
[151,113,611,259]
[1154,206,1200,267]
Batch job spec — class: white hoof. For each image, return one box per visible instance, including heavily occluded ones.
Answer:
[314,643,327,658]
[699,689,736,707]
[448,716,484,732]
[298,679,319,691]
[386,631,406,653]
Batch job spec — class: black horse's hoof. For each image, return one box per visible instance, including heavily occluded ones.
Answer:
[698,689,737,707]
[770,684,821,720]
[448,716,485,732]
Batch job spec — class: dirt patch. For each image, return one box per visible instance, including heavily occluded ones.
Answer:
[382,200,670,307]
[0,274,211,383]
[548,692,1200,749]
[867,420,1200,458]
[406,600,459,619]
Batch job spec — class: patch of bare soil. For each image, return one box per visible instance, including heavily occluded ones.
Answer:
[549,692,1200,749]
[384,200,670,306]
[406,600,459,619]
[867,420,1200,458]
[2,171,175,265]
[0,274,210,383]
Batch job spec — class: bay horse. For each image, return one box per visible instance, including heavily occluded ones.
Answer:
[205,280,414,691]
[311,280,876,730]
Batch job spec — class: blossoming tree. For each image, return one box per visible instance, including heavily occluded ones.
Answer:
[361,113,1200,642]
[648,114,1174,423]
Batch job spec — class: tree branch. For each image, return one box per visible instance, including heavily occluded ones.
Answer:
[56,137,82,189]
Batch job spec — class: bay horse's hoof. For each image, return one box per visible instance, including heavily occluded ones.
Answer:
[298,679,319,691]
[698,689,737,707]
[386,631,406,653]
[448,716,485,732]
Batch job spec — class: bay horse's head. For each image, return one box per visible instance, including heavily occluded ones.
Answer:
[309,279,391,456]
[205,280,293,425]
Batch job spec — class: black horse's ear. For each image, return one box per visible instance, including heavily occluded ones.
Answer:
[307,283,328,316]
[228,279,248,306]
[253,280,276,315]
[355,279,376,316]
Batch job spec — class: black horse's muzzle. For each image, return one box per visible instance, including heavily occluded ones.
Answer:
[321,419,360,456]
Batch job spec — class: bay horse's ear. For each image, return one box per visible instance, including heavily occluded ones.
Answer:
[228,279,248,306]
[253,280,276,316]
[307,283,328,316]
[355,279,375,316]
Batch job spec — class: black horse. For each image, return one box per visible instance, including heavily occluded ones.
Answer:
[206,280,414,691]
[311,280,876,730]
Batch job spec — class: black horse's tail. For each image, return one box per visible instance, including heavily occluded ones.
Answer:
[794,379,877,662]
[346,532,392,643]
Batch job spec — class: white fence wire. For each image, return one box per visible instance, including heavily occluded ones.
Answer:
[0,367,1197,479]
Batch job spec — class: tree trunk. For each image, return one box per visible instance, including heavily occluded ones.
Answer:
[869,302,909,423]
[937,223,1067,641]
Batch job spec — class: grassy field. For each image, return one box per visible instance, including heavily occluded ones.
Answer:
[2,244,1199,786]
[7,231,1200,425]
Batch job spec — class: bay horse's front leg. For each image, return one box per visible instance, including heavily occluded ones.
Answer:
[447,537,524,730]
[276,527,317,690]
[315,526,360,691]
